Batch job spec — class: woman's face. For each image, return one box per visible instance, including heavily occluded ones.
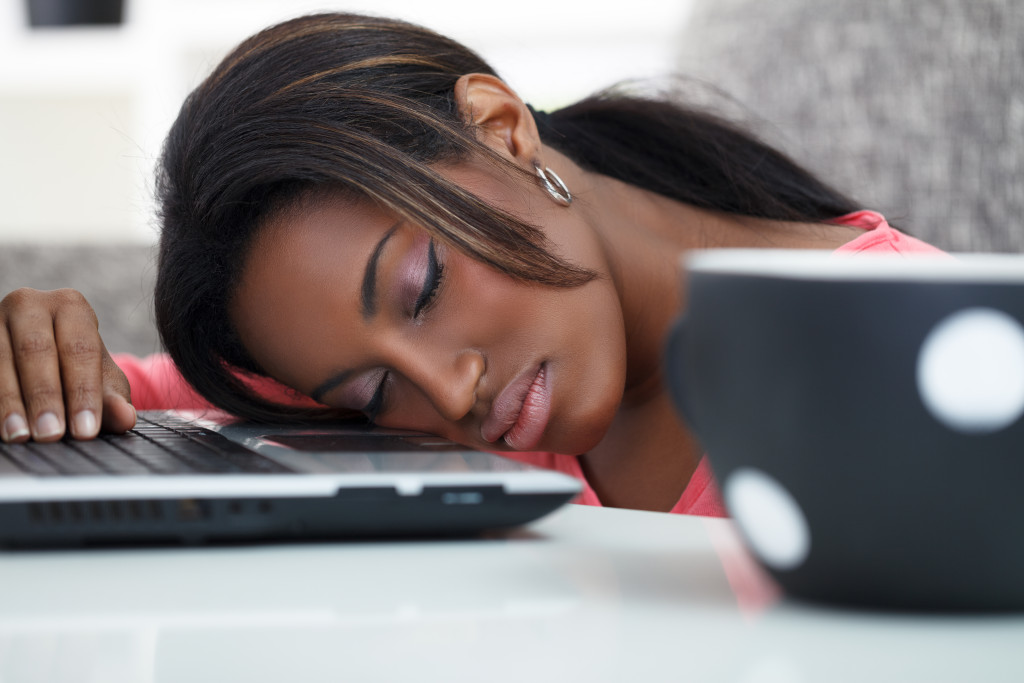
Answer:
[231,162,628,455]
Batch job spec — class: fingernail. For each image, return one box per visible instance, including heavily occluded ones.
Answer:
[3,413,30,441]
[35,412,63,439]
[73,410,98,438]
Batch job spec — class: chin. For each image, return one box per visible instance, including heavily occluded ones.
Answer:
[544,394,620,456]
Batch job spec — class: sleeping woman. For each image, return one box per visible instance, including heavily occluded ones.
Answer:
[0,13,943,515]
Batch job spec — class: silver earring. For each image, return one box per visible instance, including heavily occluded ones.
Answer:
[534,163,572,206]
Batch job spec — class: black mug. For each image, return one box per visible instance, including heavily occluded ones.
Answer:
[665,249,1024,610]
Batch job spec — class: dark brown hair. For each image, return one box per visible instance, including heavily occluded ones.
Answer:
[155,12,858,421]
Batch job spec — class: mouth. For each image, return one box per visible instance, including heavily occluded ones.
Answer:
[481,363,552,450]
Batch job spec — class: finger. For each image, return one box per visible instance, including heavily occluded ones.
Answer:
[100,352,136,434]
[0,320,31,443]
[7,294,66,442]
[53,292,104,439]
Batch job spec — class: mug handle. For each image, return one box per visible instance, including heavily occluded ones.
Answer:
[664,314,699,431]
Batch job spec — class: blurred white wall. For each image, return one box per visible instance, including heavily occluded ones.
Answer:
[0,0,694,244]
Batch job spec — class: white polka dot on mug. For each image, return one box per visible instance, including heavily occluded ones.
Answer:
[724,468,811,571]
[916,307,1024,434]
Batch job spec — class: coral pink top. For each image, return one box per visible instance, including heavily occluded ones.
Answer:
[114,211,944,518]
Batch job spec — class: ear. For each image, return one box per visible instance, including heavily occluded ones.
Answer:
[453,73,542,165]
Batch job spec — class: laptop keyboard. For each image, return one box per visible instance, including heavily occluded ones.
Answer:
[0,414,293,477]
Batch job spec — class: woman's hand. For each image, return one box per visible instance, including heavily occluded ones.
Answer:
[0,288,136,442]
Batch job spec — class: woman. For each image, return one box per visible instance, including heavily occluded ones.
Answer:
[0,12,942,515]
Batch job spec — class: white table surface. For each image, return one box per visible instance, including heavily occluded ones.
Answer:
[1,503,1022,683]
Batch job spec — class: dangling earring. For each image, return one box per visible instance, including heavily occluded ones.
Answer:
[534,163,572,206]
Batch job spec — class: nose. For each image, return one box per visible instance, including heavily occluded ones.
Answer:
[392,345,485,423]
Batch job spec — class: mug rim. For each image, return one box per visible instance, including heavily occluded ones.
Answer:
[683,249,1024,283]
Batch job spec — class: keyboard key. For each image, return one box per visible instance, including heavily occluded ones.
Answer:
[1,444,60,476]
[112,435,195,474]
[0,451,29,476]
[70,439,152,475]
[25,442,106,475]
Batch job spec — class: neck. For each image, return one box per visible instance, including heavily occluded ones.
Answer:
[548,153,861,510]
[562,160,861,396]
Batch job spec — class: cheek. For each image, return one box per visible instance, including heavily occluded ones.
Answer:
[551,282,628,447]
[455,251,628,375]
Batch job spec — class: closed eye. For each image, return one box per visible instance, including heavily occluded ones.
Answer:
[364,371,390,423]
[413,239,444,318]
[364,239,443,422]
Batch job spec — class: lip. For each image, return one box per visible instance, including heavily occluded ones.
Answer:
[481,363,552,449]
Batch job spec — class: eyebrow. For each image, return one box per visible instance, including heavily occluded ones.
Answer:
[361,222,401,320]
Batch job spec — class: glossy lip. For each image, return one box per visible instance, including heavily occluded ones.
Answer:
[502,365,551,450]
[481,363,549,447]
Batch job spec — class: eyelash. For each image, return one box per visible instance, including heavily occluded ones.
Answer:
[365,240,446,423]
[413,239,445,318]
[365,371,389,424]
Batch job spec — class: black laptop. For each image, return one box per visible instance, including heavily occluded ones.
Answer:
[0,410,581,547]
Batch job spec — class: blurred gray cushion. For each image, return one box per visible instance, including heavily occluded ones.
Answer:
[0,244,160,356]
[677,0,1023,252]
